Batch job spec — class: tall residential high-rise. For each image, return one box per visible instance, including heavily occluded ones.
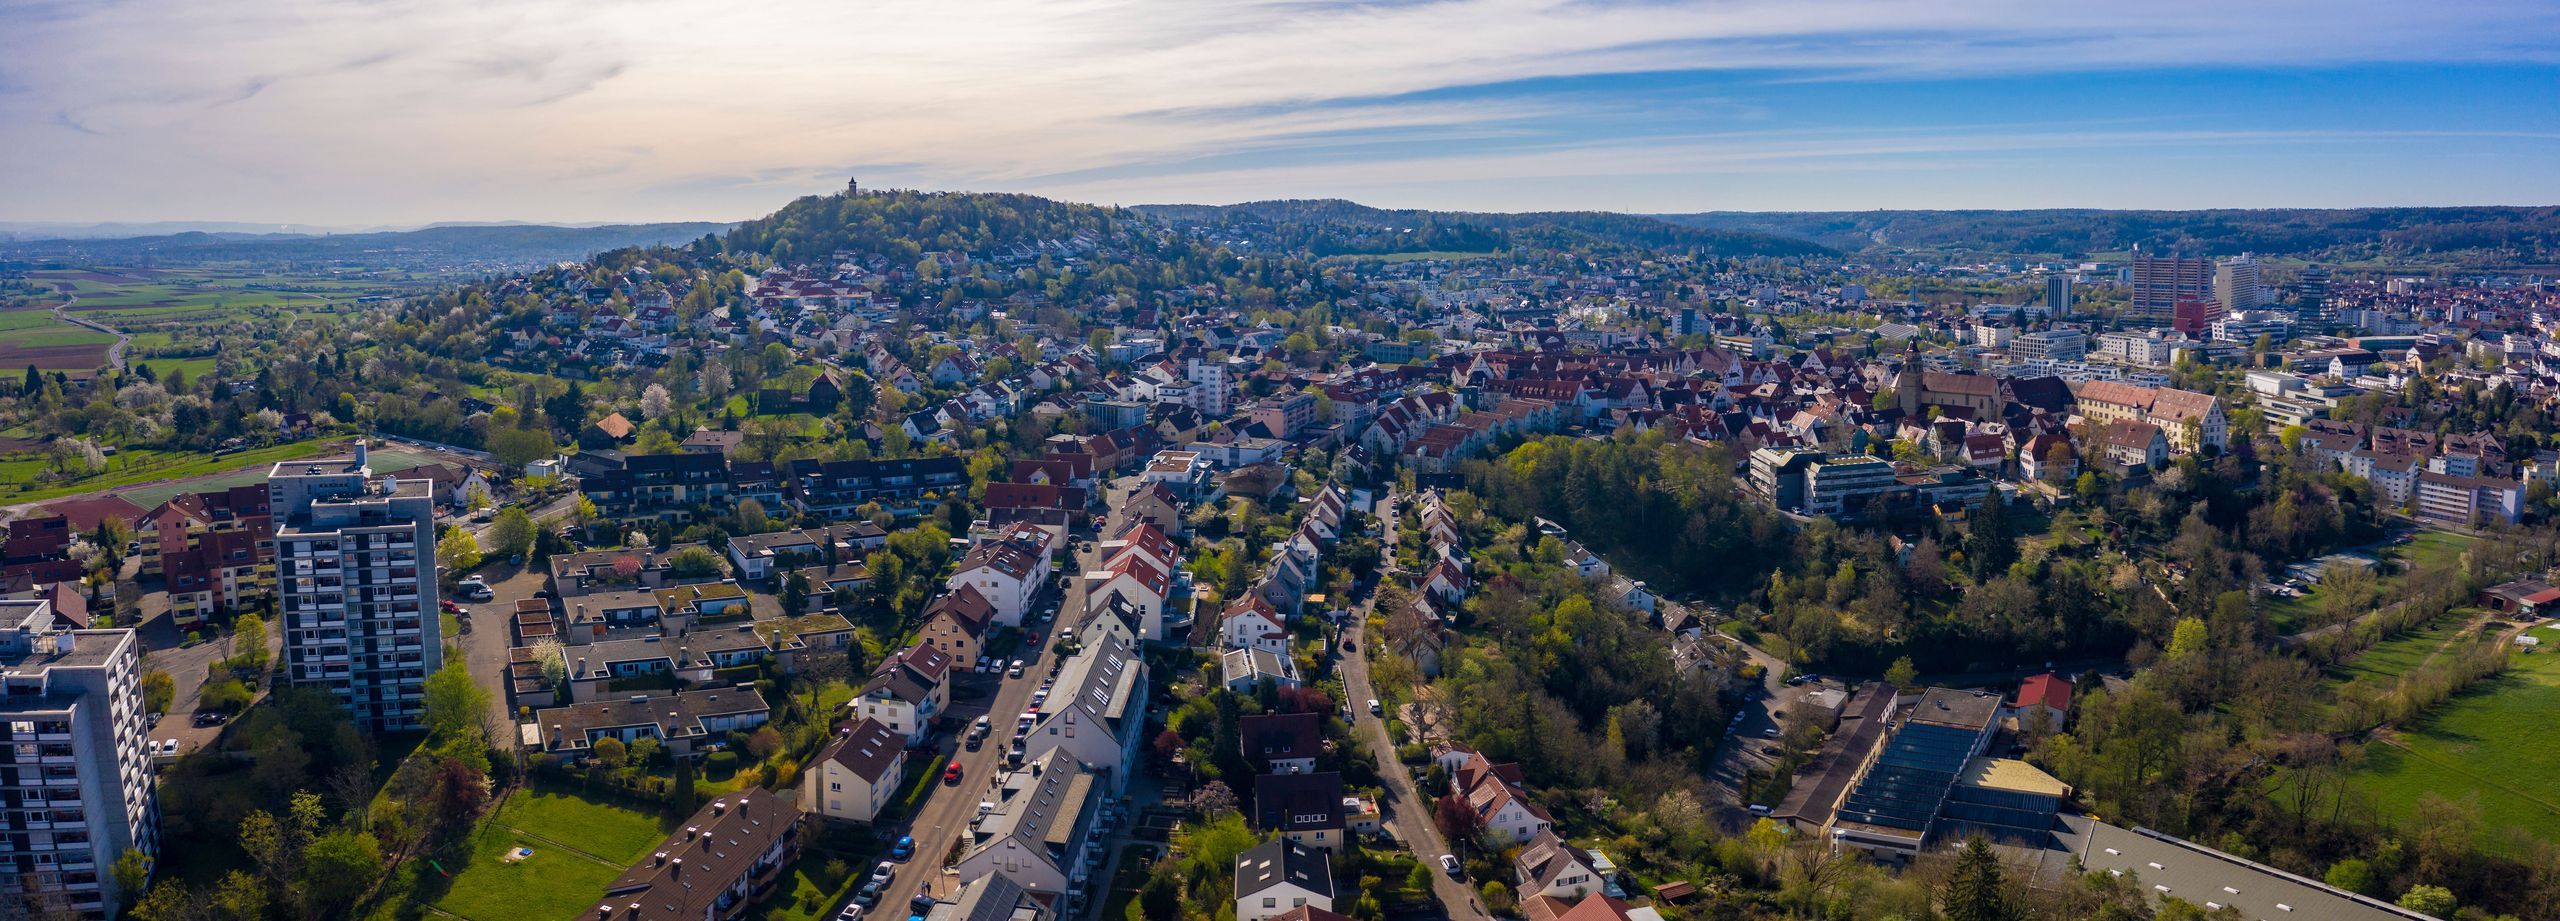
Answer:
[2293,265,2332,326]
[2128,250,2212,324]
[0,600,156,919]
[2044,275,2073,315]
[2214,255,2267,312]
[269,443,443,733]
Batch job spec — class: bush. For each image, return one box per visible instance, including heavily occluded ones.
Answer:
[200,678,252,713]
[1395,743,1426,764]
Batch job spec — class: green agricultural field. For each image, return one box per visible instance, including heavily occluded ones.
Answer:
[428,788,672,921]
[134,356,219,381]
[0,439,390,505]
[26,266,427,331]
[2346,629,2560,849]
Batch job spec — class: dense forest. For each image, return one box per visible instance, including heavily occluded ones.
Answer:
[1659,206,2560,264]
[1133,198,1835,258]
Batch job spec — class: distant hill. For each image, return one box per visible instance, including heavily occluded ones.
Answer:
[0,222,734,269]
[1652,206,2560,263]
[1133,199,1834,258]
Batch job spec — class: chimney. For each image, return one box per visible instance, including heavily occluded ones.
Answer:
[669,858,682,878]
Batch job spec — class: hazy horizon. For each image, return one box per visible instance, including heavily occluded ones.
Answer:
[7,0,2560,225]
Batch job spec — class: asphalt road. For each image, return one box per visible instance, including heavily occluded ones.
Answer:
[868,577,1066,916]
[1341,491,1490,921]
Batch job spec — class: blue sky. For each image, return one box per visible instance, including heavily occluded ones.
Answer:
[3,0,2558,224]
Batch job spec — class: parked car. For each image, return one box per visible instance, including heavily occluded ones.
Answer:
[1439,854,1462,877]
[1367,699,1383,716]
[871,860,894,883]
[890,836,914,860]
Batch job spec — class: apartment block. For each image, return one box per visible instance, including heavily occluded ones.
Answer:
[0,601,155,919]
[270,446,443,733]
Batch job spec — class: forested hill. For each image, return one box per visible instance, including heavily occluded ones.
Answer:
[718,191,1142,267]
[1131,198,1835,258]
[1654,206,2560,263]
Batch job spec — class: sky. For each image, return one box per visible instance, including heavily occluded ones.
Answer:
[4,0,2560,226]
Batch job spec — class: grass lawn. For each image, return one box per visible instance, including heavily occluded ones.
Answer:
[2346,632,2560,850]
[2396,531,2475,575]
[429,819,633,921]
[2327,613,2476,684]
[492,787,672,862]
[746,848,871,921]
[428,788,673,921]
[0,440,351,504]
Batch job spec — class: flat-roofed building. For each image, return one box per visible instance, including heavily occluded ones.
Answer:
[2076,821,2437,921]
[269,445,442,733]
[0,601,156,919]
[1829,689,2001,858]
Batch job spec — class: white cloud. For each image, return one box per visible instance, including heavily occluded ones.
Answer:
[2,0,2556,221]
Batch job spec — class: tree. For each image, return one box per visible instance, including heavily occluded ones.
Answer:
[230,613,269,674]
[640,384,673,420]
[464,481,492,512]
[592,736,628,768]
[2167,616,2210,661]
[1942,836,2017,921]
[299,830,382,915]
[488,426,556,469]
[781,571,811,615]
[436,526,482,576]
[201,678,252,712]
[141,670,175,714]
[2397,884,2456,917]
[2325,857,2374,895]
[1964,497,2018,579]
[421,661,490,743]
[489,506,536,560]
[111,849,150,903]
[209,870,267,921]
[1885,656,1919,689]
[667,546,724,579]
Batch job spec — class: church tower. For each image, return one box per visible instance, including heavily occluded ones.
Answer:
[1896,340,1925,417]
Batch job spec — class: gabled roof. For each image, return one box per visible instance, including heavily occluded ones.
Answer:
[1234,839,1335,899]
[819,718,906,783]
[2014,673,2073,713]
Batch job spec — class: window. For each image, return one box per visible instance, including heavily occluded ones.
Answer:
[1262,898,1275,909]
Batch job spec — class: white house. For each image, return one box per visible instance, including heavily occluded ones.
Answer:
[945,522,1053,627]
[1234,839,1335,921]
[1221,596,1289,656]
[1514,829,1606,901]
[801,718,905,823]
[856,643,952,745]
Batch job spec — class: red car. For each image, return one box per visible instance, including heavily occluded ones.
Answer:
[440,600,464,614]
[943,763,963,785]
